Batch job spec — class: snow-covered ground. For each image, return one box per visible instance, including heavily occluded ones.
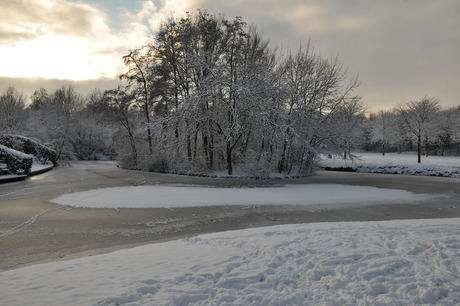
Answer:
[2,156,459,305]
[2,219,459,305]
[321,152,460,178]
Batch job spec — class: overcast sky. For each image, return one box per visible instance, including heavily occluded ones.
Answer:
[0,0,459,112]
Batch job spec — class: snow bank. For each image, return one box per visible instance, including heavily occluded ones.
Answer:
[321,152,460,178]
[2,219,459,305]
[51,184,428,209]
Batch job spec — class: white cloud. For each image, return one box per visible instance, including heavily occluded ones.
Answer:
[0,0,147,80]
[126,0,203,34]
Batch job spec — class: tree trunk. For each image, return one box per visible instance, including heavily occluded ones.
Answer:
[186,120,192,161]
[209,133,214,169]
[202,132,209,166]
[278,141,287,173]
[226,142,233,175]
[424,135,429,157]
[193,128,199,160]
[417,134,421,163]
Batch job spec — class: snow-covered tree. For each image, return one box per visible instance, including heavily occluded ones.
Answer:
[0,87,27,134]
[101,87,144,168]
[370,110,410,155]
[26,85,82,163]
[72,89,116,160]
[121,48,156,154]
[397,96,441,163]
[274,44,362,172]
[434,107,460,155]
[114,10,363,177]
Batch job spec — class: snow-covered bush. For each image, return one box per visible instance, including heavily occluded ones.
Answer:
[0,144,33,175]
[0,135,56,165]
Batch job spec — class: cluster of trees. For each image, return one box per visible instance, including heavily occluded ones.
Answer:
[364,96,460,163]
[1,11,459,175]
[0,86,115,163]
[103,11,364,176]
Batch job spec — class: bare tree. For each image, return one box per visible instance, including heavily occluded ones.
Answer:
[276,43,362,173]
[121,48,155,154]
[30,88,50,110]
[397,96,441,163]
[0,87,26,133]
[50,85,82,162]
[72,89,115,160]
[102,87,139,167]
[372,110,405,155]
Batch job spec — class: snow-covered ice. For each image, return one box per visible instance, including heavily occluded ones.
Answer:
[51,184,429,209]
[1,218,459,305]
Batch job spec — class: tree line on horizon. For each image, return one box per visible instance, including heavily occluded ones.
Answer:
[1,11,459,176]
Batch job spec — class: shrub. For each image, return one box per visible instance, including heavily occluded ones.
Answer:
[0,135,56,165]
[0,144,33,175]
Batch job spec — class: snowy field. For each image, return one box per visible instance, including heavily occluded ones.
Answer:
[321,152,460,178]
[2,219,459,305]
[2,158,459,305]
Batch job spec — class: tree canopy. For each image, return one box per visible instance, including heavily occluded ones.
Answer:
[109,10,364,176]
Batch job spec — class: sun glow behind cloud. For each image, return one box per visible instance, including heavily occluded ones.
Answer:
[1,35,101,80]
[0,0,145,80]
[0,0,203,80]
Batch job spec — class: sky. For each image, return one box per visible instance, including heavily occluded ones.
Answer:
[0,0,459,112]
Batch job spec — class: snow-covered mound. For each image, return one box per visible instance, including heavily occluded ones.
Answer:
[2,219,459,305]
[51,184,429,209]
[321,152,460,178]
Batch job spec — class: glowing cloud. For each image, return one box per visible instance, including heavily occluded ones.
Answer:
[0,0,137,80]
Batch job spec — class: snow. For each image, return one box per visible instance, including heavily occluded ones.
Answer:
[1,218,459,305]
[0,144,33,161]
[2,155,459,304]
[29,163,54,173]
[0,173,26,180]
[0,162,53,182]
[321,152,460,178]
[51,184,429,209]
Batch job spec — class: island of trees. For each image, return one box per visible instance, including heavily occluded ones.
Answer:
[1,11,458,178]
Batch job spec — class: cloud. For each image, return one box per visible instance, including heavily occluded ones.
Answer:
[0,76,121,102]
[194,0,460,110]
[1,0,459,110]
[0,0,205,82]
[0,0,146,80]
[0,0,102,45]
[198,0,369,35]
[126,0,204,34]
